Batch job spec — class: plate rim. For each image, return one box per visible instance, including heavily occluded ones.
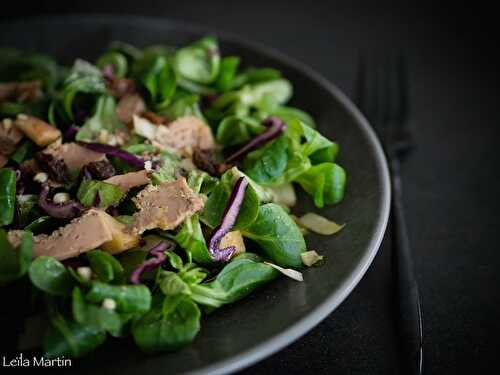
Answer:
[0,14,391,375]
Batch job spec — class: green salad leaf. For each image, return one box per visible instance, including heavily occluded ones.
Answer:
[96,51,128,77]
[175,36,220,84]
[0,229,32,284]
[296,162,346,207]
[76,95,127,142]
[201,168,259,230]
[10,139,37,164]
[244,135,289,185]
[29,256,75,296]
[86,249,126,284]
[135,55,176,110]
[216,115,264,146]
[77,179,125,209]
[0,48,60,92]
[132,294,201,353]
[44,306,106,358]
[0,168,17,226]
[72,287,123,334]
[190,253,279,308]
[215,56,240,92]
[85,282,151,314]
[243,203,306,268]
[60,59,107,120]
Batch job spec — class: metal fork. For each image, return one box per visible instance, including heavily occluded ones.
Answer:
[355,54,424,375]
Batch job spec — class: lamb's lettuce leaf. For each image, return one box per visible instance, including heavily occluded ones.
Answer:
[76,95,126,142]
[0,229,32,284]
[201,168,259,230]
[132,294,200,353]
[296,162,346,207]
[242,203,306,268]
[29,256,75,296]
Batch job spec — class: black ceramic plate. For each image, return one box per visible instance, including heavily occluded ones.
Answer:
[0,15,390,375]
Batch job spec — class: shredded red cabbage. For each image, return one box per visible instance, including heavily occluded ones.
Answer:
[82,167,93,180]
[93,191,101,207]
[64,125,80,141]
[224,116,286,164]
[106,206,119,216]
[102,64,115,80]
[130,240,174,284]
[77,141,145,168]
[38,184,84,219]
[208,176,248,262]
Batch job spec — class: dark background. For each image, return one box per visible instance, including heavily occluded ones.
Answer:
[2,1,499,374]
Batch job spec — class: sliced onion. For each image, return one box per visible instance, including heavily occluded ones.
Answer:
[225,116,286,164]
[77,141,145,168]
[38,184,83,219]
[130,240,174,284]
[269,183,296,207]
[264,262,303,281]
[208,177,248,262]
[296,212,345,235]
[301,250,324,267]
[133,114,158,140]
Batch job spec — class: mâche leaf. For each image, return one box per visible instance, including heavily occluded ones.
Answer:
[0,229,32,284]
[29,256,75,296]
[132,294,200,352]
[201,169,259,230]
[0,168,16,226]
[296,163,346,207]
[175,36,220,84]
[86,282,151,314]
[190,253,279,308]
[244,135,289,185]
[96,51,128,77]
[77,179,125,209]
[242,203,306,268]
[60,59,107,121]
[76,95,127,142]
[86,249,126,284]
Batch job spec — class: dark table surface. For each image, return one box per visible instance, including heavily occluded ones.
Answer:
[3,1,499,374]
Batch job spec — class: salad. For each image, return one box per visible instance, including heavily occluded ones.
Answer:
[0,37,346,358]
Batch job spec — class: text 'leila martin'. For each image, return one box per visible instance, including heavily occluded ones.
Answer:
[2,353,72,367]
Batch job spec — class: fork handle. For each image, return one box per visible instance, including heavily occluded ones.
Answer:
[390,157,424,375]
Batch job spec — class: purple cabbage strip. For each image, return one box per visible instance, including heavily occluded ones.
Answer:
[64,125,80,141]
[93,191,101,207]
[130,241,174,284]
[208,177,248,262]
[82,166,93,180]
[106,206,119,216]
[224,116,286,164]
[77,141,145,168]
[102,64,115,80]
[38,184,84,219]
